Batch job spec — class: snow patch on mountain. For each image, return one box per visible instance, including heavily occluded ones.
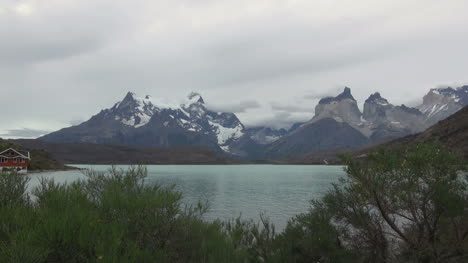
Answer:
[220,145,230,152]
[424,104,449,118]
[209,120,243,145]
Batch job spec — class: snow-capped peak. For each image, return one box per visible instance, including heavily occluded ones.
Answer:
[430,87,456,97]
[110,92,158,128]
[106,91,245,153]
[186,92,205,104]
[117,91,137,106]
[318,87,356,104]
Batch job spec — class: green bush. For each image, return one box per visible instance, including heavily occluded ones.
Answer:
[0,166,247,262]
[274,143,468,263]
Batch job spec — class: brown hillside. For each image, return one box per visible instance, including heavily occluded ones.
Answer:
[11,139,237,165]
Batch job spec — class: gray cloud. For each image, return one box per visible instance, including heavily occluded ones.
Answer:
[270,102,314,113]
[0,128,50,138]
[302,87,346,100]
[0,0,468,135]
[248,112,310,129]
[206,100,261,113]
[0,0,145,66]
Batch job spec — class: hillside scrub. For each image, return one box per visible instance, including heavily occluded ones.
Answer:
[271,144,468,263]
[0,143,467,262]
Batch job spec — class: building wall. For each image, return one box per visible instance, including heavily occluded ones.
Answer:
[0,158,29,168]
[0,149,30,174]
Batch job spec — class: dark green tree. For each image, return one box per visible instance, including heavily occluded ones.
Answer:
[285,143,468,263]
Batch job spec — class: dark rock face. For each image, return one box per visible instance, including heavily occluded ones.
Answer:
[40,92,246,155]
[457,86,468,106]
[264,118,370,158]
[363,92,392,123]
[363,92,427,140]
[370,123,412,141]
[398,104,423,115]
[288,122,305,133]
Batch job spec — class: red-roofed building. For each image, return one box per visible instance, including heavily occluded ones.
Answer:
[0,148,30,174]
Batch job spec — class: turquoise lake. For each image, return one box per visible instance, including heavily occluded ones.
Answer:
[28,165,345,230]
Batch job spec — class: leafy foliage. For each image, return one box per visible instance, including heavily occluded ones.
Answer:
[0,166,246,262]
[294,143,468,263]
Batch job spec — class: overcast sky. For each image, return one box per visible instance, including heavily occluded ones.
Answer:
[1,0,468,138]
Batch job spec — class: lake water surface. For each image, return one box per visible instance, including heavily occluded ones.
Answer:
[28,165,344,230]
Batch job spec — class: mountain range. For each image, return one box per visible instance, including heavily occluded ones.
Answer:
[40,85,468,159]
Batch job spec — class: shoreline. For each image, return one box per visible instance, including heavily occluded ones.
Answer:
[63,163,344,166]
[28,165,83,174]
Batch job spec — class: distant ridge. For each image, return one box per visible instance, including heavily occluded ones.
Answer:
[381,105,468,159]
[11,139,237,165]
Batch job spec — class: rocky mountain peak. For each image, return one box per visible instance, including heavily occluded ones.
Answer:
[124,91,136,99]
[363,93,391,123]
[418,85,468,125]
[113,92,139,112]
[433,87,456,95]
[365,92,390,106]
[312,87,362,127]
[423,86,468,106]
[433,86,468,106]
[118,91,137,105]
[319,87,355,104]
[115,92,154,109]
[361,92,427,139]
[340,86,353,98]
[423,88,456,106]
[187,92,205,104]
[182,92,208,120]
[108,92,156,128]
